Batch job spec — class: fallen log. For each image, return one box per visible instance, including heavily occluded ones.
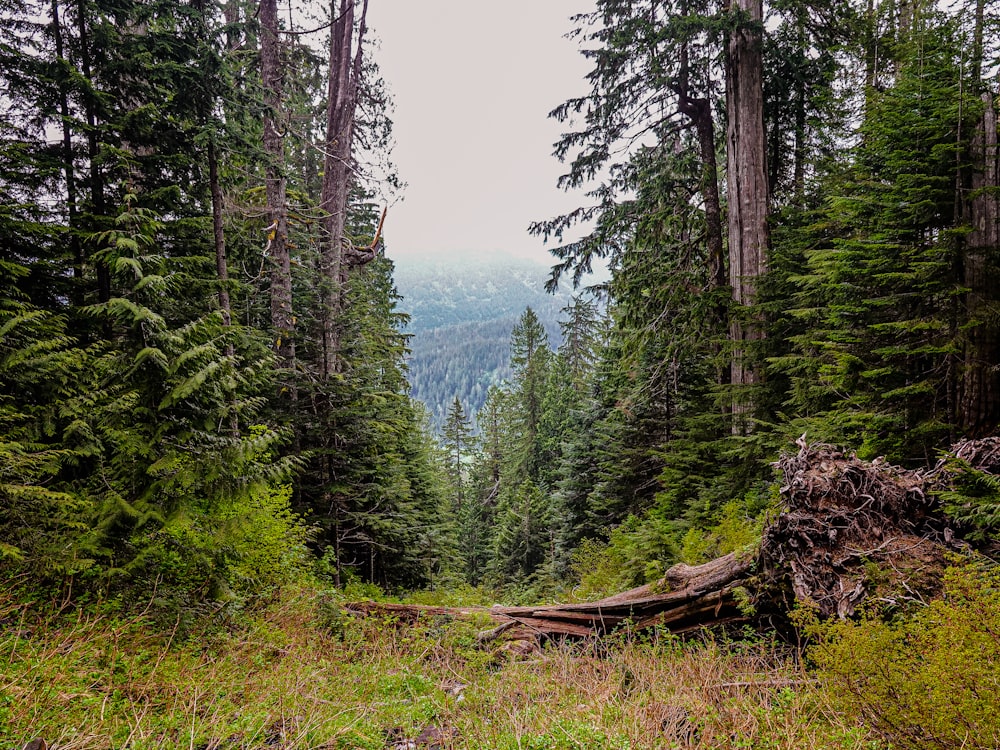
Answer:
[486,552,754,639]
[348,439,984,640]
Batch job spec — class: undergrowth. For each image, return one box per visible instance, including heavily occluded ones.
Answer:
[0,582,883,749]
[806,563,1000,750]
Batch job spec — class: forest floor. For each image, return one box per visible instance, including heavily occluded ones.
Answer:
[0,584,880,750]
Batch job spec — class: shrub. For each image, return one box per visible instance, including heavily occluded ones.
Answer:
[809,564,1000,750]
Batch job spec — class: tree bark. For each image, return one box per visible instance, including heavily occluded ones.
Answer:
[319,0,369,377]
[208,141,233,330]
[725,0,770,427]
[260,0,295,371]
[960,93,1000,436]
[792,8,807,201]
[75,0,110,306]
[676,55,726,296]
[973,0,986,83]
[50,0,84,301]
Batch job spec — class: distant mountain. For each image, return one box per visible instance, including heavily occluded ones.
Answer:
[391,253,571,430]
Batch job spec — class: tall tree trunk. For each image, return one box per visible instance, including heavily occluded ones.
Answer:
[260,0,295,371]
[792,8,807,201]
[678,94,726,295]
[972,0,985,83]
[223,0,240,51]
[725,0,770,428]
[675,39,729,392]
[208,141,233,330]
[75,0,110,305]
[50,0,83,301]
[675,12,725,297]
[319,0,368,378]
[961,93,1000,436]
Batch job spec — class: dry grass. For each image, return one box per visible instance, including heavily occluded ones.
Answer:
[0,587,879,749]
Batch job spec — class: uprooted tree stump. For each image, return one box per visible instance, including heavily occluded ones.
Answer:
[347,438,991,641]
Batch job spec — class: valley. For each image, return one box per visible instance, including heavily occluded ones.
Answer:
[393,253,572,428]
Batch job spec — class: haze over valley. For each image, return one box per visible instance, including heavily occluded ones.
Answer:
[392,252,572,428]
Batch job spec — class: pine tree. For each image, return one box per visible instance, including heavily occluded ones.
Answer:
[442,396,474,513]
[508,307,552,484]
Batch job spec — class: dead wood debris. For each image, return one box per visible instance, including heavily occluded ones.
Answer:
[760,439,956,618]
[347,438,991,640]
[949,436,1000,473]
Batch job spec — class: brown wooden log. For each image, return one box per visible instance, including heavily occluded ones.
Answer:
[344,440,994,642]
[345,554,752,641]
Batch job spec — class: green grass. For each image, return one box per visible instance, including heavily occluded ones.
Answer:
[0,585,880,749]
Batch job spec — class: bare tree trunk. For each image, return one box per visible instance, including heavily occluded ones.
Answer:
[208,141,233,329]
[792,8,807,201]
[678,95,726,295]
[319,0,369,378]
[222,0,239,49]
[50,0,84,303]
[75,0,110,306]
[260,0,295,372]
[675,39,729,396]
[184,0,239,436]
[973,0,985,83]
[674,12,726,297]
[961,93,1000,436]
[725,0,770,428]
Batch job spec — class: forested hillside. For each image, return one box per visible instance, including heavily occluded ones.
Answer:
[2,0,998,606]
[3,0,1000,745]
[393,254,570,427]
[429,0,1000,597]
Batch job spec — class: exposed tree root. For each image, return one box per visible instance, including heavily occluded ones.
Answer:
[347,439,989,640]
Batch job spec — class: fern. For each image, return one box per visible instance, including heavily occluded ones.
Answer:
[939,459,1000,541]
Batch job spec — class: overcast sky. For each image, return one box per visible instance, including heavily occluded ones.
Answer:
[365,0,594,264]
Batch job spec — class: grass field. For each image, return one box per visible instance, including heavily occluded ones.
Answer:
[0,584,884,750]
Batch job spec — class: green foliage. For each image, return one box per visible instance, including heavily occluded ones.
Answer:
[0,582,882,750]
[442,395,474,513]
[0,0,460,612]
[810,565,1000,750]
[939,459,1000,540]
[774,12,980,463]
[0,299,91,576]
[569,536,643,601]
[299,257,458,591]
[4,0,1000,637]
[488,480,552,584]
[678,498,771,565]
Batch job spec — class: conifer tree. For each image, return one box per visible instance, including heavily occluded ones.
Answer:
[778,10,980,460]
[462,385,512,584]
[508,307,552,484]
[442,396,474,513]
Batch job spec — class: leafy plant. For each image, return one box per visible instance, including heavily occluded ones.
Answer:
[809,564,1000,750]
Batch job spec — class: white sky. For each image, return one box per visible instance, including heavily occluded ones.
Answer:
[365,0,595,263]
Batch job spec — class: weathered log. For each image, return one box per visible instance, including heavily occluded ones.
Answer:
[346,439,987,640]
[346,554,753,642]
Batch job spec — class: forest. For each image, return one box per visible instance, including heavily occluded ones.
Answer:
[2,0,1000,746]
[392,255,568,429]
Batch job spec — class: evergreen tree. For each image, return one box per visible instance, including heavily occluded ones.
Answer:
[508,307,552,484]
[0,0,435,604]
[463,385,511,584]
[442,396,474,513]
[778,10,981,461]
[489,480,551,585]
